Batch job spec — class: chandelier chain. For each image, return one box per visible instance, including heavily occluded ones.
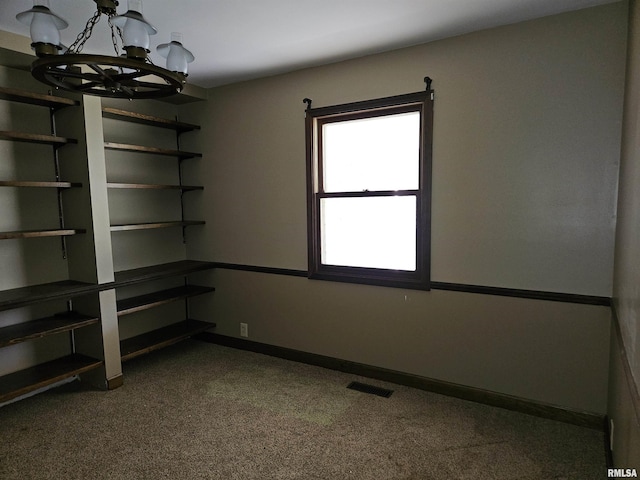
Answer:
[107,15,124,57]
[66,9,103,54]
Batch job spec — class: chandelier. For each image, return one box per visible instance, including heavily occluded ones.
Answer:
[16,0,195,99]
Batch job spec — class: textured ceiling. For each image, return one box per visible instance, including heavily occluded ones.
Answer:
[0,0,620,88]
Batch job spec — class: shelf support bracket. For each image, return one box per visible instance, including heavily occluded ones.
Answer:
[49,97,68,259]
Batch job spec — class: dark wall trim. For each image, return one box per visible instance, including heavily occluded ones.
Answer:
[210,262,611,306]
[430,281,610,306]
[197,332,605,430]
[211,262,307,278]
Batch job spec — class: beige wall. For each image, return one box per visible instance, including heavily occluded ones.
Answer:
[188,2,626,297]
[186,2,627,414]
[611,0,640,468]
[192,269,611,413]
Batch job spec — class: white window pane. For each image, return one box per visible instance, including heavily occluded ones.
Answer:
[323,111,420,193]
[320,196,416,271]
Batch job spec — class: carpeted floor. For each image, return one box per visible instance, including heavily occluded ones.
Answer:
[0,340,606,479]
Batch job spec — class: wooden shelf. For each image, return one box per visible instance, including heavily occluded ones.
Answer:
[102,107,200,133]
[0,86,77,109]
[0,131,77,146]
[0,228,86,240]
[120,319,215,362]
[0,354,103,403]
[117,285,215,316]
[107,183,203,191]
[0,311,99,348]
[114,260,216,288]
[104,142,201,159]
[0,280,97,313]
[110,221,204,232]
[0,181,81,189]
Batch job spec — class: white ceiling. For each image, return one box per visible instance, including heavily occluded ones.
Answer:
[0,0,619,88]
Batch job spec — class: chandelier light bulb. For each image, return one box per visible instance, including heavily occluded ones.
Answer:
[16,0,68,56]
[157,32,195,75]
[112,0,157,58]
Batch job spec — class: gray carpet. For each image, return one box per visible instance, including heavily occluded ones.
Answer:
[0,340,606,479]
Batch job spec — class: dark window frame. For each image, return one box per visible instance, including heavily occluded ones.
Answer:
[305,91,433,290]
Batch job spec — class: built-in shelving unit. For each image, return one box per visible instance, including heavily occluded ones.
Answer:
[0,86,77,109]
[0,86,101,405]
[113,260,217,287]
[120,319,214,362]
[117,284,215,316]
[0,312,99,348]
[0,228,86,240]
[102,107,200,133]
[0,86,84,245]
[114,261,216,362]
[103,107,214,364]
[110,221,205,232]
[107,183,203,191]
[0,280,97,311]
[104,142,202,160]
[0,130,77,146]
[0,83,215,405]
[0,181,82,188]
[0,354,103,404]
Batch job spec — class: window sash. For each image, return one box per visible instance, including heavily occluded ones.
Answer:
[319,194,418,271]
[320,111,421,193]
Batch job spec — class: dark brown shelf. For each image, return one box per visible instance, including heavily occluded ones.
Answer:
[0,311,99,348]
[0,354,102,403]
[120,319,215,362]
[0,280,97,313]
[0,181,81,188]
[113,260,216,288]
[104,142,201,159]
[117,285,215,316]
[0,86,77,109]
[102,107,200,133]
[107,183,203,191]
[0,228,86,240]
[110,221,204,232]
[0,130,77,146]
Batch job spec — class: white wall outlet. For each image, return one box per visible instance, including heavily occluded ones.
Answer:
[240,323,248,338]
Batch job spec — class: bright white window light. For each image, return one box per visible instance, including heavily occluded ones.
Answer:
[320,196,417,271]
[322,112,420,193]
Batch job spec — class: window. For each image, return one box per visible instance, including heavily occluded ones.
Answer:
[305,91,433,290]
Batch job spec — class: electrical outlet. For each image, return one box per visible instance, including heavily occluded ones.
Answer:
[240,323,248,338]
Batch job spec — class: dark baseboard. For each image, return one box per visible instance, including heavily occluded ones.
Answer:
[196,332,605,430]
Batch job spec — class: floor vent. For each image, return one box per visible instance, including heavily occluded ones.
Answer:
[347,381,393,398]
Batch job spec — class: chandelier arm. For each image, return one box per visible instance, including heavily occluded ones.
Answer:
[112,71,154,81]
[75,82,102,91]
[119,85,136,97]
[131,80,172,88]
[87,63,114,79]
